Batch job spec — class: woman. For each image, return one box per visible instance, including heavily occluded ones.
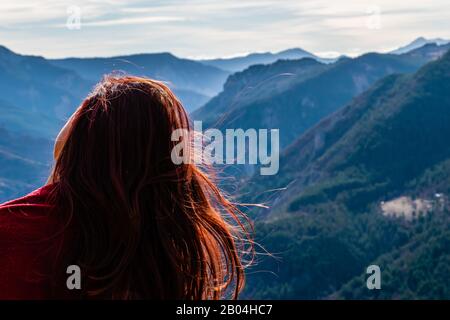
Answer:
[0,76,252,299]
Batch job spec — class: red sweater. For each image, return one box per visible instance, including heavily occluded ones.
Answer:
[0,184,65,299]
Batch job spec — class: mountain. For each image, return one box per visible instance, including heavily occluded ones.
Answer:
[247,49,450,214]
[0,45,90,137]
[194,44,450,149]
[390,37,449,54]
[0,44,231,201]
[192,58,328,128]
[49,53,229,111]
[0,45,232,200]
[0,126,53,202]
[0,44,279,212]
[2,41,450,299]
[200,48,335,72]
[0,99,63,137]
[400,42,450,64]
[334,209,450,299]
[0,46,90,201]
[242,50,450,299]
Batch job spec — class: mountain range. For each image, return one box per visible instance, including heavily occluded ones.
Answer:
[241,47,450,300]
[200,48,337,72]
[50,53,230,111]
[0,45,231,200]
[390,37,450,55]
[199,37,447,72]
[1,37,450,299]
[193,42,450,149]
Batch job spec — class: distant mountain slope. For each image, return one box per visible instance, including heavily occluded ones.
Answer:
[0,45,90,135]
[0,99,63,137]
[400,42,450,64]
[0,127,53,202]
[192,58,328,126]
[0,46,80,201]
[0,45,230,200]
[200,48,324,72]
[194,46,448,149]
[247,49,450,215]
[50,53,229,111]
[171,88,210,113]
[243,48,450,300]
[390,37,449,54]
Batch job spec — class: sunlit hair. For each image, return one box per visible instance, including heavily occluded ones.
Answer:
[48,75,253,299]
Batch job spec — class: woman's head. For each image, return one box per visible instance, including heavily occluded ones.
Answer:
[53,76,190,180]
[49,75,252,299]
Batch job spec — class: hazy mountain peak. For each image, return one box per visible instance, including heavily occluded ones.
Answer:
[0,45,13,53]
[0,45,17,59]
[200,47,318,72]
[277,48,312,55]
[412,36,448,45]
[118,51,176,59]
[391,37,450,54]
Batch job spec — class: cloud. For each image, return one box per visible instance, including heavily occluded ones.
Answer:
[0,0,449,58]
[58,15,187,28]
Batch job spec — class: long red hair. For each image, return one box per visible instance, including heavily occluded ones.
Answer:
[48,75,253,299]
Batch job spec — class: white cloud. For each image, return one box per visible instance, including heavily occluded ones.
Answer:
[0,0,449,58]
[55,15,186,28]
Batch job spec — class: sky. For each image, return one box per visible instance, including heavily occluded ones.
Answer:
[1,0,450,59]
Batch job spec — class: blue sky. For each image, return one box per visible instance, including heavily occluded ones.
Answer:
[1,0,450,59]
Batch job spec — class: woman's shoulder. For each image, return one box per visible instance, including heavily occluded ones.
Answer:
[0,184,59,243]
[0,184,63,299]
[0,183,56,208]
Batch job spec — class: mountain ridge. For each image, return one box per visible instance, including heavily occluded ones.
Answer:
[243,49,450,300]
[391,36,450,54]
[199,47,337,72]
[194,44,449,149]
